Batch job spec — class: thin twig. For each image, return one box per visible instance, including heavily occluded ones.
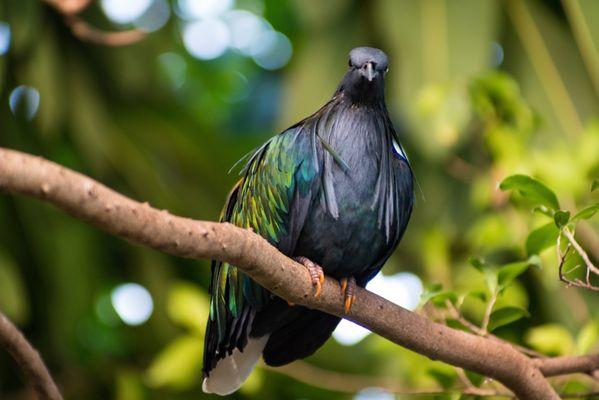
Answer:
[559,228,599,291]
[455,366,476,390]
[445,300,544,358]
[480,290,497,333]
[563,228,599,277]
[0,310,63,400]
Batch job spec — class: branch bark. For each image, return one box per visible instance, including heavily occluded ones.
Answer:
[44,0,148,46]
[1,147,596,399]
[0,311,63,400]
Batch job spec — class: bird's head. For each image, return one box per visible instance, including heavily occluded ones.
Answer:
[336,47,389,104]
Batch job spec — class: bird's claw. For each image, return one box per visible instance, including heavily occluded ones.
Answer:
[294,256,325,298]
[339,277,356,314]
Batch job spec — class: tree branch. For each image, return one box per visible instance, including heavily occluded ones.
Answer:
[535,355,599,377]
[0,311,63,400]
[44,0,148,46]
[2,147,597,399]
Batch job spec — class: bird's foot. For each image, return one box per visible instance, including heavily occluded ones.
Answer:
[294,256,325,298]
[339,277,356,314]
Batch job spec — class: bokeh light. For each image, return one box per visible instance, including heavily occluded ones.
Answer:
[220,71,250,103]
[182,19,230,60]
[134,0,170,32]
[0,22,10,56]
[354,387,395,400]
[491,41,504,67]
[177,5,292,68]
[9,85,40,120]
[111,283,154,326]
[224,10,270,55]
[95,292,121,326]
[101,0,153,24]
[158,52,187,89]
[250,30,292,70]
[177,0,234,20]
[333,272,423,346]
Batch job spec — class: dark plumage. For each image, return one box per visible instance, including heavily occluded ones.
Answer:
[202,46,414,395]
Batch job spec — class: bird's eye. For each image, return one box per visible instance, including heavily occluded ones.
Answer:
[384,67,389,74]
[348,59,353,67]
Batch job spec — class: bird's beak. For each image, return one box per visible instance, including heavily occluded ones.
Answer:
[365,62,375,82]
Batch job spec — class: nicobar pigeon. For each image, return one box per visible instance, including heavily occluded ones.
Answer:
[202,47,414,395]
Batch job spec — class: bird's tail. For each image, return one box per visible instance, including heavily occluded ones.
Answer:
[202,335,269,396]
[262,309,340,366]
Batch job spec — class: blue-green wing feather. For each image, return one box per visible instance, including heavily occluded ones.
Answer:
[203,126,317,375]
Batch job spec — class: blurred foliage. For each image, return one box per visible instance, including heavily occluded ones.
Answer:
[1,0,599,399]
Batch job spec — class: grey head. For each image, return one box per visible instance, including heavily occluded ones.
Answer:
[336,47,389,104]
[348,47,389,81]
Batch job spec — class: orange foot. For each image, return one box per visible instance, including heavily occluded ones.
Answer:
[339,277,357,314]
[294,256,325,298]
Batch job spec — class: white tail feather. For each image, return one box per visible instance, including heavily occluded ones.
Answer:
[202,336,269,395]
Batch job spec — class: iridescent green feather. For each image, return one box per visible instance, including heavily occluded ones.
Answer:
[208,128,317,342]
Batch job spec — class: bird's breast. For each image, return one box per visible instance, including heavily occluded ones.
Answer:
[294,108,400,279]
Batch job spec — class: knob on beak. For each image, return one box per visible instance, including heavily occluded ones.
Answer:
[365,62,375,82]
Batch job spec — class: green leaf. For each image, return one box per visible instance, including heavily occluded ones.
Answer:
[419,284,457,307]
[525,324,574,356]
[526,223,559,256]
[418,283,443,308]
[592,180,598,192]
[116,369,144,400]
[497,256,540,292]
[427,366,457,390]
[429,290,458,307]
[532,205,553,217]
[576,321,599,355]
[488,306,530,331]
[571,204,599,222]
[0,252,29,324]
[500,174,559,211]
[166,282,210,335]
[468,257,486,272]
[553,210,570,228]
[464,290,488,303]
[470,257,498,293]
[146,335,203,390]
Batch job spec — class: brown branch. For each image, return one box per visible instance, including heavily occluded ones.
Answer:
[44,0,147,46]
[2,147,595,399]
[264,361,508,397]
[268,360,599,399]
[43,0,92,15]
[0,311,63,400]
[535,355,599,377]
[64,16,147,46]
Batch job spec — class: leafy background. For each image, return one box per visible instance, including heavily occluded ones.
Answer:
[0,0,598,399]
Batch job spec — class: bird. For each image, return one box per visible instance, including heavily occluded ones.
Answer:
[202,46,414,395]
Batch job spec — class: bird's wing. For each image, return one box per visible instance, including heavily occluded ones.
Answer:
[203,126,318,375]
